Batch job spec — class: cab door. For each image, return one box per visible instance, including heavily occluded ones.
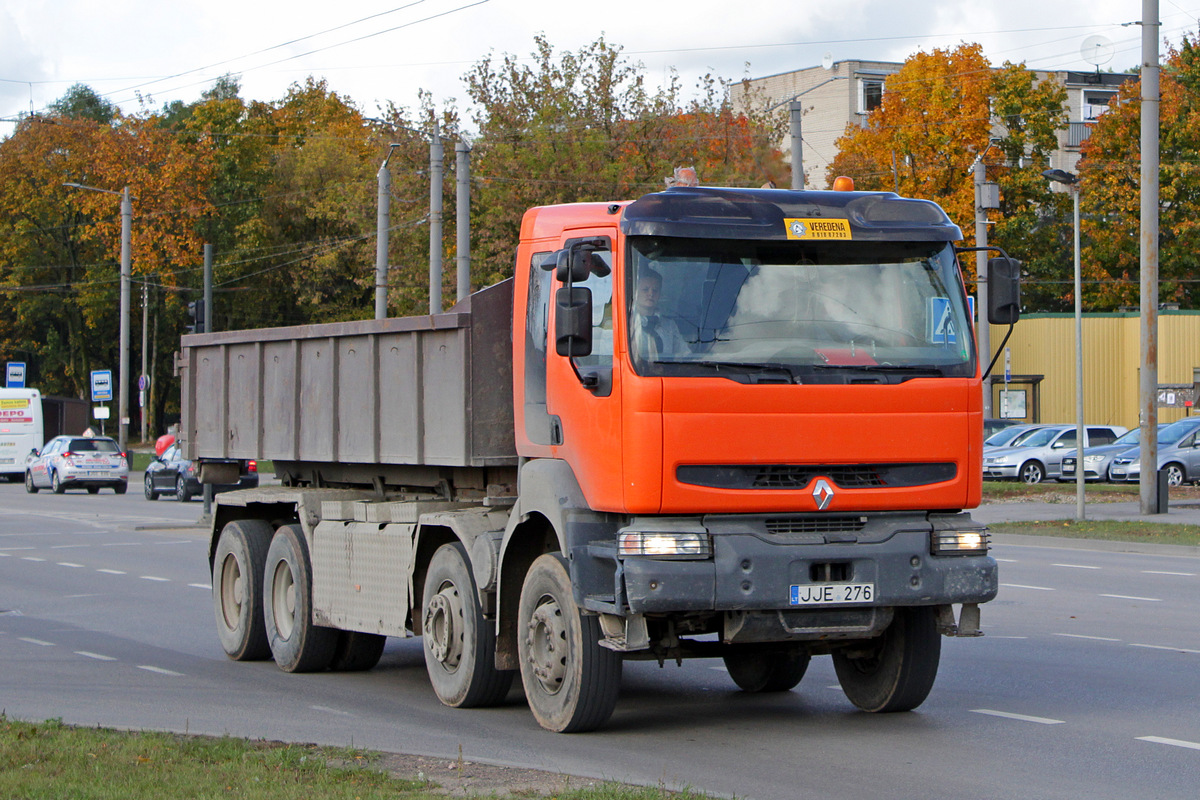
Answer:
[543,229,625,511]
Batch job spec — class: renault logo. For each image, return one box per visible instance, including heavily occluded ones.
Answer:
[812,478,835,511]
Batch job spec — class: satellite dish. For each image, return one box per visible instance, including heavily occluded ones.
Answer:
[821,51,833,71]
[1081,35,1115,68]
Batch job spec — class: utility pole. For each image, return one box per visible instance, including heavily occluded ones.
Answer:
[141,281,149,443]
[429,121,444,314]
[375,144,400,320]
[202,244,214,522]
[118,187,131,456]
[1139,0,1161,514]
[790,102,804,190]
[975,161,991,418]
[456,141,471,303]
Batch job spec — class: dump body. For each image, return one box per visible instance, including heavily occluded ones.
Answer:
[179,280,516,481]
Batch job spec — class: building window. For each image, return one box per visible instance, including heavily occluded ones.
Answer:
[859,78,884,114]
[1082,91,1115,121]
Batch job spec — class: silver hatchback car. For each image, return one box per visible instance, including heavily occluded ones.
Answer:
[983,424,1127,484]
[25,435,129,494]
[1108,418,1200,486]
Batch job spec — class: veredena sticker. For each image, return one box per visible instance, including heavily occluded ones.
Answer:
[785,218,852,240]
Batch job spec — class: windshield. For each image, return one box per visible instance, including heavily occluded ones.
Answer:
[1158,420,1200,446]
[986,426,1031,447]
[1013,427,1063,448]
[626,237,975,382]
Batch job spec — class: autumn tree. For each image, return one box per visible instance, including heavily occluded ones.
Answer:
[828,44,1066,294]
[1078,35,1200,310]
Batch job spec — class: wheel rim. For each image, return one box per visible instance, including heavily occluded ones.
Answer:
[1021,463,1042,484]
[219,553,244,630]
[144,474,154,496]
[525,594,568,695]
[424,580,464,668]
[271,560,297,640]
[177,477,186,498]
[1168,466,1184,486]
[25,473,32,490]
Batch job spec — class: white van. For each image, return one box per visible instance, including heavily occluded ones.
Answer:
[0,388,44,480]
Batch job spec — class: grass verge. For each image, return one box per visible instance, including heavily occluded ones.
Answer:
[0,716,705,800]
[988,519,1200,547]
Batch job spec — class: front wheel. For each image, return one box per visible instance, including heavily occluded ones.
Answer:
[833,606,941,713]
[1019,461,1045,485]
[24,471,37,494]
[517,553,621,732]
[723,645,811,693]
[263,524,337,672]
[213,519,274,661]
[421,542,513,707]
[144,473,159,501]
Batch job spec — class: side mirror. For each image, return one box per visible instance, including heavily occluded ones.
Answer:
[555,287,593,357]
[29,448,39,456]
[988,257,1021,325]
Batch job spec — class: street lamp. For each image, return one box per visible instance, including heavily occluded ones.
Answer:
[764,76,849,189]
[64,182,132,456]
[1042,168,1085,521]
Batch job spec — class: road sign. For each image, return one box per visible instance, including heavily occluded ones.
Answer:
[6,362,25,388]
[927,297,958,344]
[138,374,149,392]
[91,370,113,403]
[1004,347,1011,383]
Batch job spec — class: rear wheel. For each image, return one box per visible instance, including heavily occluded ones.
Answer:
[213,519,274,661]
[421,542,514,707]
[329,631,387,672]
[175,475,191,502]
[144,473,159,501]
[518,553,621,732]
[263,524,337,672]
[51,470,64,494]
[723,645,811,692]
[1164,463,1185,487]
[113,482,127,495]
[833,606,941,713]
[24,471,37,494]
[86,486,99,494]
[1019,461,1045,484]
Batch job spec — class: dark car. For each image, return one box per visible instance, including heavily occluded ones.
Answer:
[144,443,258,502]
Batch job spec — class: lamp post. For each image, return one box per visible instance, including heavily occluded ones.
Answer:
[64,182,132,455]
[1042,168,1085,520]
[763,76,848,189]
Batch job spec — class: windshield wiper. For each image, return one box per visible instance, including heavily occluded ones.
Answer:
[812,364,945,375]
[693,361,797,384]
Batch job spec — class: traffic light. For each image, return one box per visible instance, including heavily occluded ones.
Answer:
[186,299,206,334]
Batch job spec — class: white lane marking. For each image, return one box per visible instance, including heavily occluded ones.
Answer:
[1001,583,1055,591]
[1052,563,1100,570]
[20,637,55,646]
[988,635,1029,639]
[1130,643,1200,655]
[138,665,183,676]
[1142,570,1195,577]
[188,583,212,590]
[0,547,36,551]
[21,557,46,562]
[994,558,1018,563]
[0,553,7,557]
[102,542,140,547]
[97,569,126,575]
[972,709,1065,725]
[75,651,116,661]
[153,540,193,546]
[140,576,171,583]
[50,545,88,550]
[56,562,84,568]
[1137,736,1200,751]
[1056,633,1121,642]
[1100,594,1162,602]
[310,705,355,717]
[709,666,729,672]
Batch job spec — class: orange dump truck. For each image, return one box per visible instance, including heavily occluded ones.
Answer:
[183,184,1020,732]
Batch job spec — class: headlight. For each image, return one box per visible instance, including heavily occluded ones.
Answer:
[931,529,990,555]
[1084,455,1105,464]
[618,531,712,559]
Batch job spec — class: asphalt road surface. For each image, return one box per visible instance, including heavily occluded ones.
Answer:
[2,482,1198,799]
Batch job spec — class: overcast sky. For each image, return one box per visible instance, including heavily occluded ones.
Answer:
[2,0,1195,137]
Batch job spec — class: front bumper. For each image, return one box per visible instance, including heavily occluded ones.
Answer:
[609,515,997,615]
[983,463,1019,479]
[1108,464,1139,482]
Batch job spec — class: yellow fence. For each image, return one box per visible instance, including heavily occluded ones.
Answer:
[986,311,1200,428]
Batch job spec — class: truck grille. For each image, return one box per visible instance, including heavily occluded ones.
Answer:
[677,463,956,490]
[765,516,867,535]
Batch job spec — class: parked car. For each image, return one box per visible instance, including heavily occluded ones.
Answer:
[1108,418,1200,486]
[143,443,258,502]
[984,423,1050,449]
[25,435,129,494]
[982,424,1127,484]
[1061,425,1165,482]
[984,418,1021,440]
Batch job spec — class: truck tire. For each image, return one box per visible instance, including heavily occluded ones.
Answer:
[421,542,514,706]
[330,631,387,672]
[263,524,337,672]
[517,553,621,732]
[212,519,273,661]
[723,645,811,692]
[833,606,940,713]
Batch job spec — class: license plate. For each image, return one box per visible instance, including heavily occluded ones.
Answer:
[1111,467,1126,476]
[790,582,875,606]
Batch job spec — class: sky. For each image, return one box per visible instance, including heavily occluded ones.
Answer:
[2,0,1197,137]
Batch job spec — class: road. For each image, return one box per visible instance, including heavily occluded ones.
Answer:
[2,482,1198,799]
